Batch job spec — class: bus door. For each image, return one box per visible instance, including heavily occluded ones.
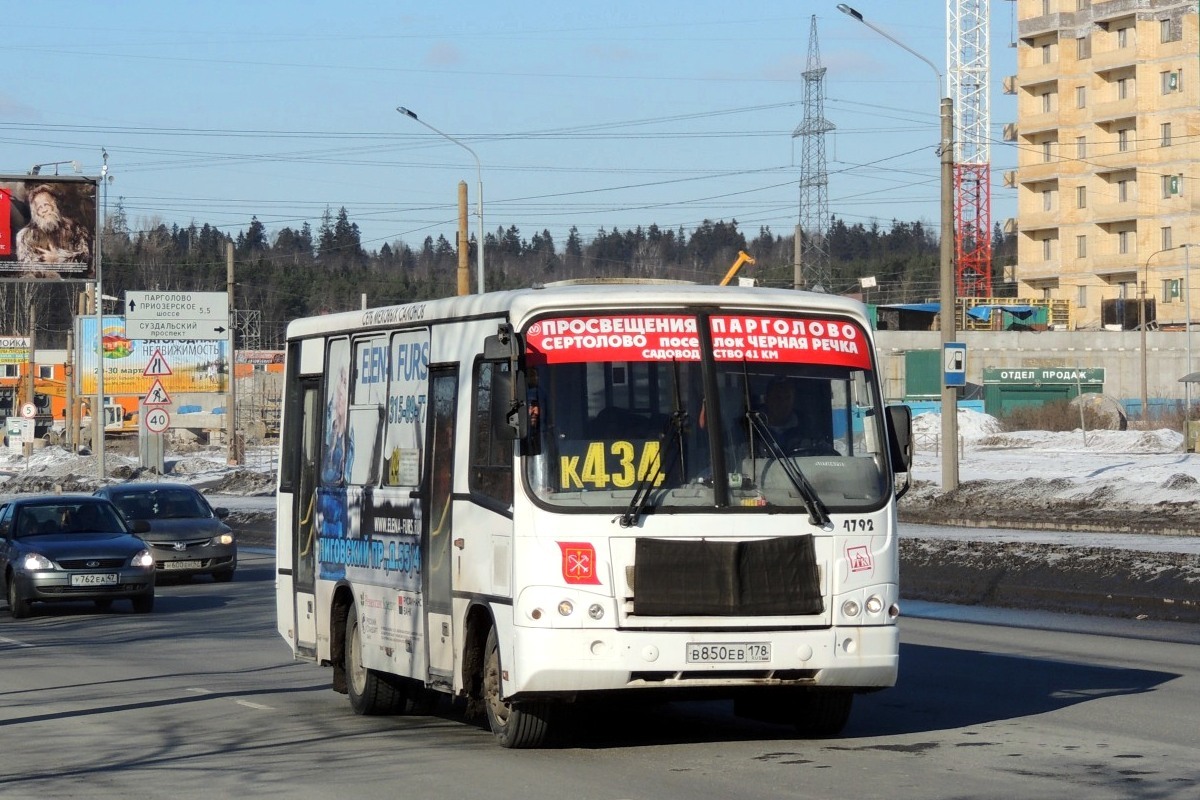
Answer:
[292,378,322,658]
[423,367,458,688]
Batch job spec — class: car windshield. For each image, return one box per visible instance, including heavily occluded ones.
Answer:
[521,310,890,515]
[15,502,126,537]
[109,489,210,521]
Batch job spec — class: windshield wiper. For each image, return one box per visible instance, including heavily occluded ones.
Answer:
[620,361,689,528]
[744,409,833,530]
[618,409,687,528]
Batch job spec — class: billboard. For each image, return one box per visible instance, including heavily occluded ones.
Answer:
[76,316,227,396]
[0,174,98,281]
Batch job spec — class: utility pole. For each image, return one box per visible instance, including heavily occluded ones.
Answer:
[226,242,241,465]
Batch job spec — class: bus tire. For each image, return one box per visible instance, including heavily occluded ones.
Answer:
[792,689,853,738]
[345,605,407,715]
[483,626,552,748]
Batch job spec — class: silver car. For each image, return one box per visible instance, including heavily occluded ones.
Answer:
[95,483,237,582]
[1,496,156,617]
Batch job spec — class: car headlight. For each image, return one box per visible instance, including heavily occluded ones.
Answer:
[22,553,54,571]
[132,549,155,569]
[213,533,234,546]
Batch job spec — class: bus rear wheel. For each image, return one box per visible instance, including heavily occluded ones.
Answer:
[345,605,407,715]
[483,626,552,748]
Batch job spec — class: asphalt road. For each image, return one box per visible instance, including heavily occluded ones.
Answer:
[2,551,1199,799]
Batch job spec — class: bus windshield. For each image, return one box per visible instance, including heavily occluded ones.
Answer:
[522,311,890,514]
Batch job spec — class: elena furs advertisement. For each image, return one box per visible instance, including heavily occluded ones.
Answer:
[0,175,97,281]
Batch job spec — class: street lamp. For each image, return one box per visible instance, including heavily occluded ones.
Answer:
[29,160,81,176]
[838,4,959,490]
[1179,243,1200,447]
[1142,246,1177,422]
[396,106,485,294]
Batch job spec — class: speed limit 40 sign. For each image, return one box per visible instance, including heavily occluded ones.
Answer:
[143,407,170,434]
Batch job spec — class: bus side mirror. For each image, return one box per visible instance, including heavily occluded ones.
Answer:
[483,323,523,360]
[886,404,913,472]
[490,366,528,441]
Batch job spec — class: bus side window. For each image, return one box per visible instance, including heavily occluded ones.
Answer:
[471,361,514,507]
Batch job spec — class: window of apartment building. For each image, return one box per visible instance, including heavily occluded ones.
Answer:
[37,365,53,379]
[1163,279,1180,303]
[1076,0,1089,10]
[1161,122,1172,147]
[1118,178,1130,202]
[1042,188,1053,211]
[1076,34,1091,59]
[1160,18,1179,43]
[1162,175,1182,197]
[1118,230,1132,255]
[1076,185,1087,208]
[1041,0,1050,16]
[1118,128,1130,152]
[1161,70,1181,94]
[1041,90,1052,113]
[1076,235,1087,258]
[1161,226,1173,250]
[1075,85,1086,108]
[1042,141,1053,162]
[1116,76,1131,100]
[1076,136,1086,158]
[1042,237,1053,261]
[1117,26,1130,49]
[1077,285,1088,308]
[1041,43,1052,64]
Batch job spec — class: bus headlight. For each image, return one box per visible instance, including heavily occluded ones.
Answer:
[588,603,604,620]
[841,599,861,618]
[865,595,884,615]
[557,600,574,617]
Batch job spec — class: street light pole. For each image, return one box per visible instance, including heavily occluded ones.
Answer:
[396,106,485,294]
[1143,247,1175,421]
[1180,243,1199,449]
[838,4,958,490]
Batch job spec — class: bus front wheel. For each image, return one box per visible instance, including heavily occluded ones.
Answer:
[483,627,552,748]
[345,605,407,715]
[793,689,853,737]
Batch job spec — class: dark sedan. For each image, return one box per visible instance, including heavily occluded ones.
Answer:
[95,483,237,582]
[1,496,156,617]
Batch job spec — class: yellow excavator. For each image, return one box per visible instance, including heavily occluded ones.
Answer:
[719,250,756,286]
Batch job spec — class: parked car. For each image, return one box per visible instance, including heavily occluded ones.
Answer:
[0,496,156,617]
[94,483,237,582]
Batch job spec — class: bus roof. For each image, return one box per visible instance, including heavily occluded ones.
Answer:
[284,282,870,341]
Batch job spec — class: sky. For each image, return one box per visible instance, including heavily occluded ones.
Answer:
[2,1,1020,259]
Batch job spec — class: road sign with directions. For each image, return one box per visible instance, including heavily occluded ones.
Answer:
[126,291,228,323]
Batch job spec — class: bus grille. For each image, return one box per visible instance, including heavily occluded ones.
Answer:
[628,535,823,617]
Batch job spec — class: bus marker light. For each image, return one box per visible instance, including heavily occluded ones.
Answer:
[530,608,543,620]
[557,600,574,617]
[588,603,604,620]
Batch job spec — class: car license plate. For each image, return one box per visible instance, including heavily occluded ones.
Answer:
[70,573,118,586]
[685,642,771,664]
[162,560,202,570]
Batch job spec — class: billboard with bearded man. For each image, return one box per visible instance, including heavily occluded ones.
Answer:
[0,175,98,281]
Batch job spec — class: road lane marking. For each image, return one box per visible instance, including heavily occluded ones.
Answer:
[0,635,34,648]
[235,700,274,710]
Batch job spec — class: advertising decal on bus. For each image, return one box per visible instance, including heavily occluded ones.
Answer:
[315,330,431,593]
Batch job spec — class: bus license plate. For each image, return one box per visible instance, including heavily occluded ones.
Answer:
[70,573,118,586]
[686,642,771,664]
[162,560,202,570]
